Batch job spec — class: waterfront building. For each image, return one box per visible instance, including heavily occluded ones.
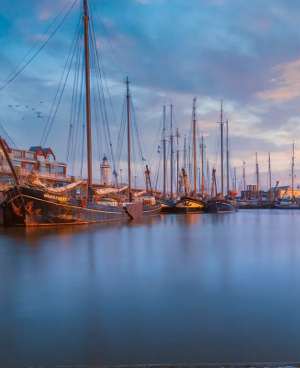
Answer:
[241,184,265,199]
[100,155,111,185]
[0,140,67,186]
[267,185,300,199]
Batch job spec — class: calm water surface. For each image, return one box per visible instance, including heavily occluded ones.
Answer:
[1,210,300,366]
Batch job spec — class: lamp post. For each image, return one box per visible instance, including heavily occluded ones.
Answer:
[120,169,122,185]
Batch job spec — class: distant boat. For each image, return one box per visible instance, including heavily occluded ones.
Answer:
[240,153,273,209]
[273,200,299,209]
[273,141,298,209]
[160,99,205,214]
[206,103,237,214]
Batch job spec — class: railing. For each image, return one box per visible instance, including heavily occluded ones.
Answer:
[0,166,67,180]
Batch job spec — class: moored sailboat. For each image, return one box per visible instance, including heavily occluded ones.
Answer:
[160,98,205,213]
[1,0,160,227]
[206,102,238,213]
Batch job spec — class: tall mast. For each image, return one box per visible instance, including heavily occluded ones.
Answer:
[126,77,131,201]
[220,101,224,197]
[83,0,92,190]
[226,120,229,196]
[0,136,20,185]
[292,140,295,202]
[201,132,204,198]
[207,159,209,196]
[170,103,173,199]
[243,161,246,200]
[256,152,259,200]
[269,152,272,200]
[184,136,186,170]
[234,167,236,191]
[188,145,191,186]
[193,98,197,197]
[176,128,179,195]
[163,104,166,199]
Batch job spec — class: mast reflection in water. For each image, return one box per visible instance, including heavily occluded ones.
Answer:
[1,210,300,365]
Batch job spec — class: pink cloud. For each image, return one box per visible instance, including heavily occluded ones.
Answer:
[256,58,300,103]
[38,9,54,20]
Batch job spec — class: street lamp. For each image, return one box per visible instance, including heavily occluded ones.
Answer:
[120,169,122,185]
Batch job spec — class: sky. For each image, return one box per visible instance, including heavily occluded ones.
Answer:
[1,0,300,191]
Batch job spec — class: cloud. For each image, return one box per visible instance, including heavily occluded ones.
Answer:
[256,57,300,103]
[135,0,165,3]
[38,9,54,20]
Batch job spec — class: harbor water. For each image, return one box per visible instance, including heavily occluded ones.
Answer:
[1,210,300,366]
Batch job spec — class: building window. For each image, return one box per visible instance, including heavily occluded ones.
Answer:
[57,166,64,173]
[47,154,54,163]
[13,150,22,158]
[25,152,35,159]
[26,163,34,170]
[39,164,46,172]
[12,160,21,166]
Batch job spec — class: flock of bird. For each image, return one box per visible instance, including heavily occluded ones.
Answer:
[8,101,44,119]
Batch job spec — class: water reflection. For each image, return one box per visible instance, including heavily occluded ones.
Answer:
[1,210,300,365]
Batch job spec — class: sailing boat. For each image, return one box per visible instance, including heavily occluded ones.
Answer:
[206,102,238,213]
[241,153,272,209]
[274,141,299,209]
[160,98,206,213]
[123,77,162,217]
[1,0,160,226]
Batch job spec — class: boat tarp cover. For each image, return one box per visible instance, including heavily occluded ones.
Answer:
[133,190,147,197]
[94,186,128,195]
[27,172,85,194]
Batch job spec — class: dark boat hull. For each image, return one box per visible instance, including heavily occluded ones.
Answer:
[2,186,161,227]
[161,196,206,213]
[206,198,238,213]
[240,202,272,209]
[273,203,300,209]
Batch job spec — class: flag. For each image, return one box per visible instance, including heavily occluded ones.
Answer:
[113,170,118,176]
[175,131,180,138]
[142,157,146,161]
[158,145,161,149]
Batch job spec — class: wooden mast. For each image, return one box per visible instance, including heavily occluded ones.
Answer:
[176,128,179,195]
[220,101,224,197]
[193,97,197,197]
[207,159,209,196]
[292,140,295,203]
[184,136,187,170]
[83,0,92,191]
[0,136,20,185]
[226,120,229,196]
[269,152,272,201]
[243,161,246,200]
[170,103,173,199]
[184,136,187,196]
[126,77,131,201]
[234,167,236,191]
[256,152,259,200]
[163,104,166,199]
[201,132,204,198]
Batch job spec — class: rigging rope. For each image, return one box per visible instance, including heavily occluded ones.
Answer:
[0,0,78,92]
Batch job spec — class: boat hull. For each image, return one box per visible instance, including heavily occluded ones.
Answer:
[273,204,300,209]
[239,202,273,209]
[206,198,238,213]
[2,186,161,227]
[161,196,206,214]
